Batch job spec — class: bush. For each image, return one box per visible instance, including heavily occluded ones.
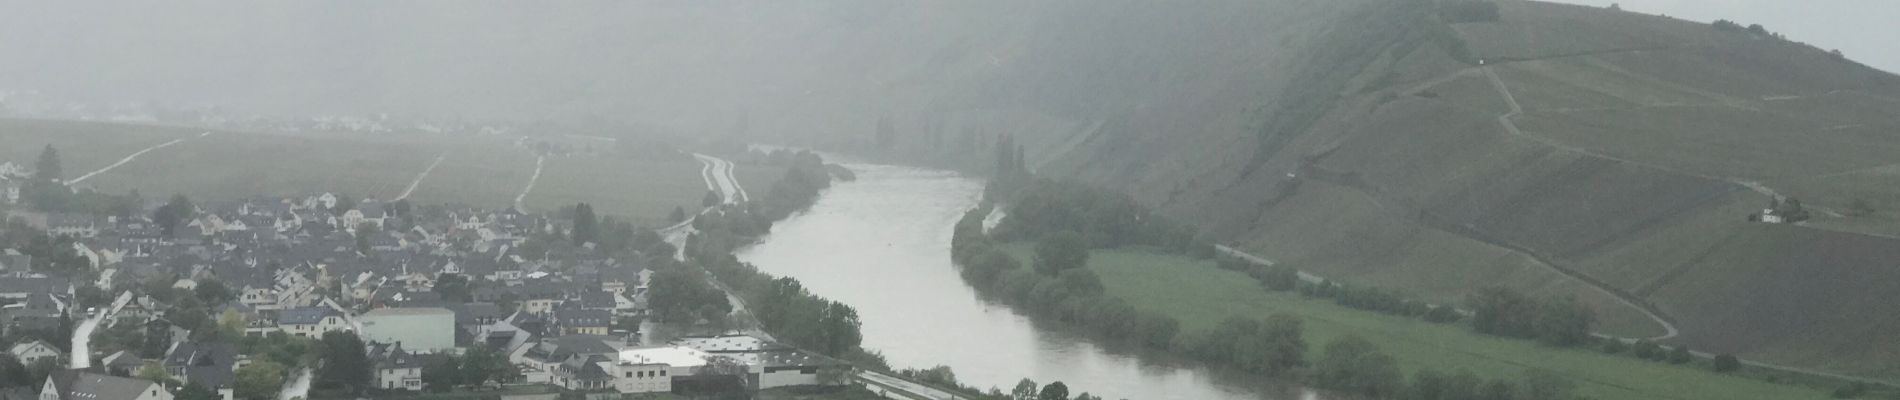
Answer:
[1832,383,1867,399]
[1668,346,1693,364]
[1423,305,1463,323]
[1600,339,1628,355]
[1713,354,1740,373]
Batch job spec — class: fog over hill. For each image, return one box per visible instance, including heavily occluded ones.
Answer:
[8,0,1900,381]
[1546,0,1900,73]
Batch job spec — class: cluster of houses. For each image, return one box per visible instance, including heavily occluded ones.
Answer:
[4,192,845,400]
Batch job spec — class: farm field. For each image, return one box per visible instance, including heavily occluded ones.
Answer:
[998,244,1827,400]
[80,131,433,200]
[520,153,707,227]
[0,118,203,180]
[4,119,715,226]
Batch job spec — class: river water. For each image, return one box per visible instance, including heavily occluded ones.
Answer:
[735,163,1316,400]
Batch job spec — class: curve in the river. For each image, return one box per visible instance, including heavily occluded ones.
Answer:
[735,163,1317,400]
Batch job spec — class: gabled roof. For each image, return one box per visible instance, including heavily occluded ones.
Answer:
[276,307,340,325]
[163,342,237,389]
[367,341,418,370]
[44,370,162,400]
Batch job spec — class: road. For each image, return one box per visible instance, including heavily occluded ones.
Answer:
[392,153,448,201]
[278,368,312,400]
[71,291,135,369]
[693,153,747,203]
[67,131,212,184]
[858,371,965,400]
[513,155,546,210]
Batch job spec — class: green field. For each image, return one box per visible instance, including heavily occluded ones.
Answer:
[1,119,715,225]
[521,153,707,227]
[0,118,203,180]
[998,244,1827,400]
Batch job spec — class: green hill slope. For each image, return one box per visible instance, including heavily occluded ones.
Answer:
[1019,0,1900,377]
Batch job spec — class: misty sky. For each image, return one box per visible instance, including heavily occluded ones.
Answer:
[1549,0,1900,73]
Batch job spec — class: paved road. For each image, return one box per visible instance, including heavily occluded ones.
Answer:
[278,368,312,400]
[71,291,135,369]
[68,131,212,184]
[858,371,964,400]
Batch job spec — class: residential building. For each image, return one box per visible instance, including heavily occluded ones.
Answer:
[40,370,172,400]
[358,307,454,353]
[367,342,422,391]
[8,340,60,365]
[275,307,348,338]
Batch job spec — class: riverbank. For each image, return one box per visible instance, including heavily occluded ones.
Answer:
[987,244,1825,400]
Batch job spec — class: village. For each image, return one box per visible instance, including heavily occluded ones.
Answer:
[0,170,853,400]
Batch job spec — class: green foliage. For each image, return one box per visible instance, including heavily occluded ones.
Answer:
[1010,379,1038,400]
[992,179,1198,252]
[746,277,863,356]
[234,361,288,400]
[0,355,31,389]
[154,195,196,236]
[1668,345,1694,364]
[433,273,472,303]
[646,266,731,324]
[702,190,722,207]
[177,383,221,400]
[194,278,233,305]
[670,206,689,223]
[1314,335,1403,398]
[1032,231,1089,276]
[316,331,372,394]
[1713,354,1740,373]
[422,355,460,392]
[570,202,598,245]
[1184,314,1307,375]
[1468,287,1595,347]
[1036,382,1069,400]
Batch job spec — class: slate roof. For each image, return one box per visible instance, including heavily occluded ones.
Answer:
[44,369,161,400]
[276,307,339,325]
[164,342,238,389]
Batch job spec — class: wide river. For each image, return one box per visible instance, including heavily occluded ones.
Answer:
[735,163,1318,400]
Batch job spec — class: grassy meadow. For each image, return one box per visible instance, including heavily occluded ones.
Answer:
[998,244,1828,400]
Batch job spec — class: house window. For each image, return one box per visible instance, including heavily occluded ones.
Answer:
[659,370,666,376]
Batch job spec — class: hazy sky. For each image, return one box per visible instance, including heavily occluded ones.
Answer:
[1548,0,1900,73]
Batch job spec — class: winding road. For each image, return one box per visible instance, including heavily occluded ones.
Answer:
[71,290,135,369]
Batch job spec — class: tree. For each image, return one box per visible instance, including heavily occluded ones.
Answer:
[355,223,377,255]
[331,195,355,216]
[1071,393,1102,400]
[433,273,472,303]
[703,191,722,207]
[1010,379,1039,400]
[1313,335,1402,398]
[1033,231,1089,276]
[571,203,598,245]
[195,278,233,305]
[0,355,32,388]
[1713,354,1741,372]
[34,145,61,182]
[1668,345,1693,364]
[316,331,372,394]
[153,195,196,236]
[1533,296,1595,347]
[1037,381,1070,400]
[669,206,689,223]
[1468,287,1535,338]
[234,361,288,400]
[177,383,221,400]
[421,354,460,392]
[137,361,174,383]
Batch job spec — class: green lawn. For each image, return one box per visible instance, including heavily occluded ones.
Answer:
[82,131,432,200]
[1000,244,1829,400]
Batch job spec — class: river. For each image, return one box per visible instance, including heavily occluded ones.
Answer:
[735,163,1317,400]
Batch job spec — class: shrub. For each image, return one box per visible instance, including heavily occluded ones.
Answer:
[1713,354,1740,373]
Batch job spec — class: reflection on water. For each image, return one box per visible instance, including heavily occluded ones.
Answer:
[735,163,1319,400]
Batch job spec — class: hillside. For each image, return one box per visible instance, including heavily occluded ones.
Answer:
[1016,0,1900,378]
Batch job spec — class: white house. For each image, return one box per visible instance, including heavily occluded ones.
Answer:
[275,307,349,338]
[358,307,455,354]
[41,370,172,400]
[367,342,422,391]
[9,339,61,365]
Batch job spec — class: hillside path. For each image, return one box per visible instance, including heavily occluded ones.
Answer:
[67,131,213,185]
[392,153,447,201]
[513,155,545,211]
